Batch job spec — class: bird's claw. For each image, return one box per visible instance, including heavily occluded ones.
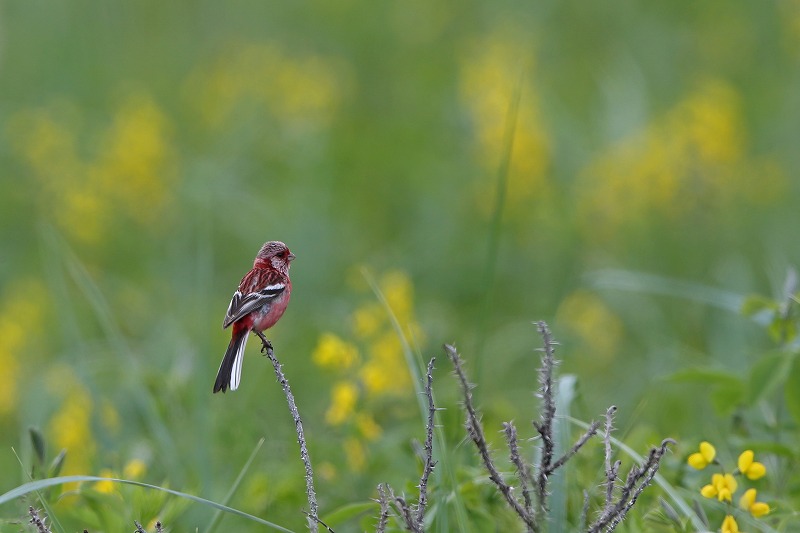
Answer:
[254,331,273,356]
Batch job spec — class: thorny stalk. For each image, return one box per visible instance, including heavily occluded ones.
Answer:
[29,507,51,533]
[504,421,533,516]
[588,439,675,533]
[415,358,437,525]
[532,320,558,518]
[375,484,391,533]
[603,406,620,511]
[444,343,536,530]
[260,335,319,533]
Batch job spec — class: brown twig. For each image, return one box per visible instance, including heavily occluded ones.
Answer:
[503,421,533,516]
[444,344,536,530]
[588,439,675,532]
[375,484,391,533]
[29,507,52,533]
[415,358,437,525]
[602,406,619,512]
[260,336,319,532]
[532,321,558,519]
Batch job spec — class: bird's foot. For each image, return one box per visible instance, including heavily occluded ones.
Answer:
[255,331,274,357]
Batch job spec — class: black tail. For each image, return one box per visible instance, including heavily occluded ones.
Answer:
[213,332,248,393]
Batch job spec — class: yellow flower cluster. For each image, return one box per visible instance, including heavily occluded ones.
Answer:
[47,371,96,493]
[0,280,48,415]
[556,289,623,366]
[458,29,552,221]
[94,459,147,494]
[311,269,422,472]
[577,79,786,242]
[688,441,770,532]
[7,93,177,244]
[184,43,349,132]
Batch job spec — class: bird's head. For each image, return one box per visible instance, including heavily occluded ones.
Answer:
[255,241,295,272]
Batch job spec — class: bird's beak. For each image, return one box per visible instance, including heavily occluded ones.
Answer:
[288,252,296,262]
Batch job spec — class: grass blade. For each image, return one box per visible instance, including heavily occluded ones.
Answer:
[0,475,295,532]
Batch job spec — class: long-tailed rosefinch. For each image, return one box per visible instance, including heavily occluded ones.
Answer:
[213,240,295,393]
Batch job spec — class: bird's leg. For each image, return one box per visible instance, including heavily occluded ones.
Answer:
[254,331,274,357]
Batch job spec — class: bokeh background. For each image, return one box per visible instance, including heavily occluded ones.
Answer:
[1,1,799,531]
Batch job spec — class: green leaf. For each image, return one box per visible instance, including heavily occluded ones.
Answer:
[667,367,745,414]
[48,449,67,478]
[658,497,681,525]
[667,367,743,387]
[784,356,800,426]
[740,294,778,317]
[29,427,46,466]
[747,351,793,405]
[0,475,295,532]
[321,501,376,528]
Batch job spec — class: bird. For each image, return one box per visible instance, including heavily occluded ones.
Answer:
[213,241,295,393]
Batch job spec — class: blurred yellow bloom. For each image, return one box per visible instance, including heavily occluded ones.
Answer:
[49,383,96,485]
[701,473,737,502]
[318,461,337,482]
[556,290,623,364]
[577,79,786,242]
[100,401,121,434]
[721,514,741,533]
[312,333,360,370]
[0,280,48,415]
[123,459,147,480]
[739,488,770,518]
[381,271,414,324]
[459,30,552,219]
[361,332,410,396]
[95,469,117,494]
[688,441,716,469]
[344,437,366,472]
[352,303,384,339]
[325,381,359,425]
[185,43,349,130]
[8,94,178,244]
[737,450,766,480]
[356,413,382,441]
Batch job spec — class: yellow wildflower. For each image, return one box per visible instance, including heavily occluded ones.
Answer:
[325,381,359,425]
[356,413,382,441]
[739,488,770,518]
[688,441,716,469]
[737,450,766,480]
[123,459,147,480]
[351,303,384,339]
[721,515,741,533]
[381,271,414,324]
[312,333,360,370]
[701,473,737,502]
[49,384,95,482]
[95,469,117,494]
[344,437,366,472]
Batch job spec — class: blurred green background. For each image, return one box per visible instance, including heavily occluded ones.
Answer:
[1,0,799,531]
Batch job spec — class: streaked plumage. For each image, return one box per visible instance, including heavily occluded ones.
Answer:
[214,241,295,393]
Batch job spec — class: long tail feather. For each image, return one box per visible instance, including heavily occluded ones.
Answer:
[213,332,249,393]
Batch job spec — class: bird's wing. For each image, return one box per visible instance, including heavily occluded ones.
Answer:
[222,269,287,329]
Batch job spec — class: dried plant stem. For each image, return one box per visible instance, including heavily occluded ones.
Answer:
[504,421,533,516]
[532,320,558,518]
[29,507,52,533]
[444,344,536,530]
[376,484,391,533]
[588,439,675,533]
[416,358,437,525]
[259,335,319,533]
[602,406,620,512]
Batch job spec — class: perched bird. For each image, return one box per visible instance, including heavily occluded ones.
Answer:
[214,241,295,393]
